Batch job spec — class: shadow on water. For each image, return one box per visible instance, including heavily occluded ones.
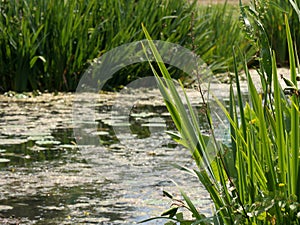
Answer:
[0,92,213,224]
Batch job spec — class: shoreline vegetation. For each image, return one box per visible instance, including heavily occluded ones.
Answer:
[0,0,252,92]
[140,0,300,224]
[1,0,298,93]
[142,13,300,225]
[198,0,249,4]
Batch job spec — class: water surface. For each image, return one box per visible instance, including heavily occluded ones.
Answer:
[0,90,213,224]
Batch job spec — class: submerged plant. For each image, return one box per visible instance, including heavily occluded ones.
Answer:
[141,10,300,225]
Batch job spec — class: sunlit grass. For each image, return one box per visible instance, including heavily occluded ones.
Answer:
[0,0,254,92]
[239,0,300,66]
[142,6,300,225]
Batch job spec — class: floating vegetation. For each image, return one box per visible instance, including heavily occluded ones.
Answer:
[35,140,61,147]
[0,205,13,211]
[0,158,10,163]
[0,139,28,145]
[0,90,213,224]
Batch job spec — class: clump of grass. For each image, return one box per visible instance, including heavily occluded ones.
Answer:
[0,0,102,91]
[240,0,300,66]
[0,0,198,92]
[0,0,254,92]
[141,9,300,225]
[195,2,255,73]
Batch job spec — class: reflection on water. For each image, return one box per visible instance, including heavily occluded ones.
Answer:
[0,91,213,224]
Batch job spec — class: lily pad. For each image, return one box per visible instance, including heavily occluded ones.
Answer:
[0,158,10,163]
[161,112,171,116]
[0,152,17,157]
[92,131,110,136]
[23,131,52,137]
[109,115,128,120]
[111,122,131,127]
[130,112,156,118]
[38,205,65,211]
[59,144,78,149]
[0,139,28,145]
[28,145,47,151]
[141,123,166,127]
[35,140,61,146]
[0,205,13,211]
[101,119,124,126]
[27,135,55,141]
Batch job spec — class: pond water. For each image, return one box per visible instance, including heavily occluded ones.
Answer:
[0,89,216,225]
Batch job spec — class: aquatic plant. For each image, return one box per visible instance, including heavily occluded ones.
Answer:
[240,0,300,66]
[141,6,300,225]
[196,2,255,73]
[0,0,253,92]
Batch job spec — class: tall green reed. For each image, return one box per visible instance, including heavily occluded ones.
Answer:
[0,0,198,92]
[0,0,102,91]
[195,2,255,73]
[0,0,255,92]
[141,12,300,225]
[240,0,300,66]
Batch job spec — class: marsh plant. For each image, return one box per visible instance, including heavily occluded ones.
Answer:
[0,0,197,91]
[240,0,300,66]
[0,0,253,92]
[141,7,300,225]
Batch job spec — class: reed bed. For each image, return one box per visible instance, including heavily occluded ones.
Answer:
[0,0,253,92]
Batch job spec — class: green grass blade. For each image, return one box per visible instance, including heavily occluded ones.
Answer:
[233,49,247,141]
[229,83,237,164]
[285,15,299,198]
[142,24,215,177]
[178,188,203,221]
[245,61,277,192]
[272,51,287,186]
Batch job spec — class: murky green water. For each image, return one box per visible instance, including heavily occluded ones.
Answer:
[0,90,213,224]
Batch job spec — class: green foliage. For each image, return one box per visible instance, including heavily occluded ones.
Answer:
[240,0,300,66]
[195,3,255,72]
[142,8,300,225]
[0,0,254,92]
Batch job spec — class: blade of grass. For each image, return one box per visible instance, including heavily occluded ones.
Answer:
[272,51,287,187]
[285,15,299,199]
[142,24,215,177]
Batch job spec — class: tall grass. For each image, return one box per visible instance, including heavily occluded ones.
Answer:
[195,3,255,72]
[142,10,300,225]
[0,0,254,92]
[0,0,102,91]
[240,0,300,66]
